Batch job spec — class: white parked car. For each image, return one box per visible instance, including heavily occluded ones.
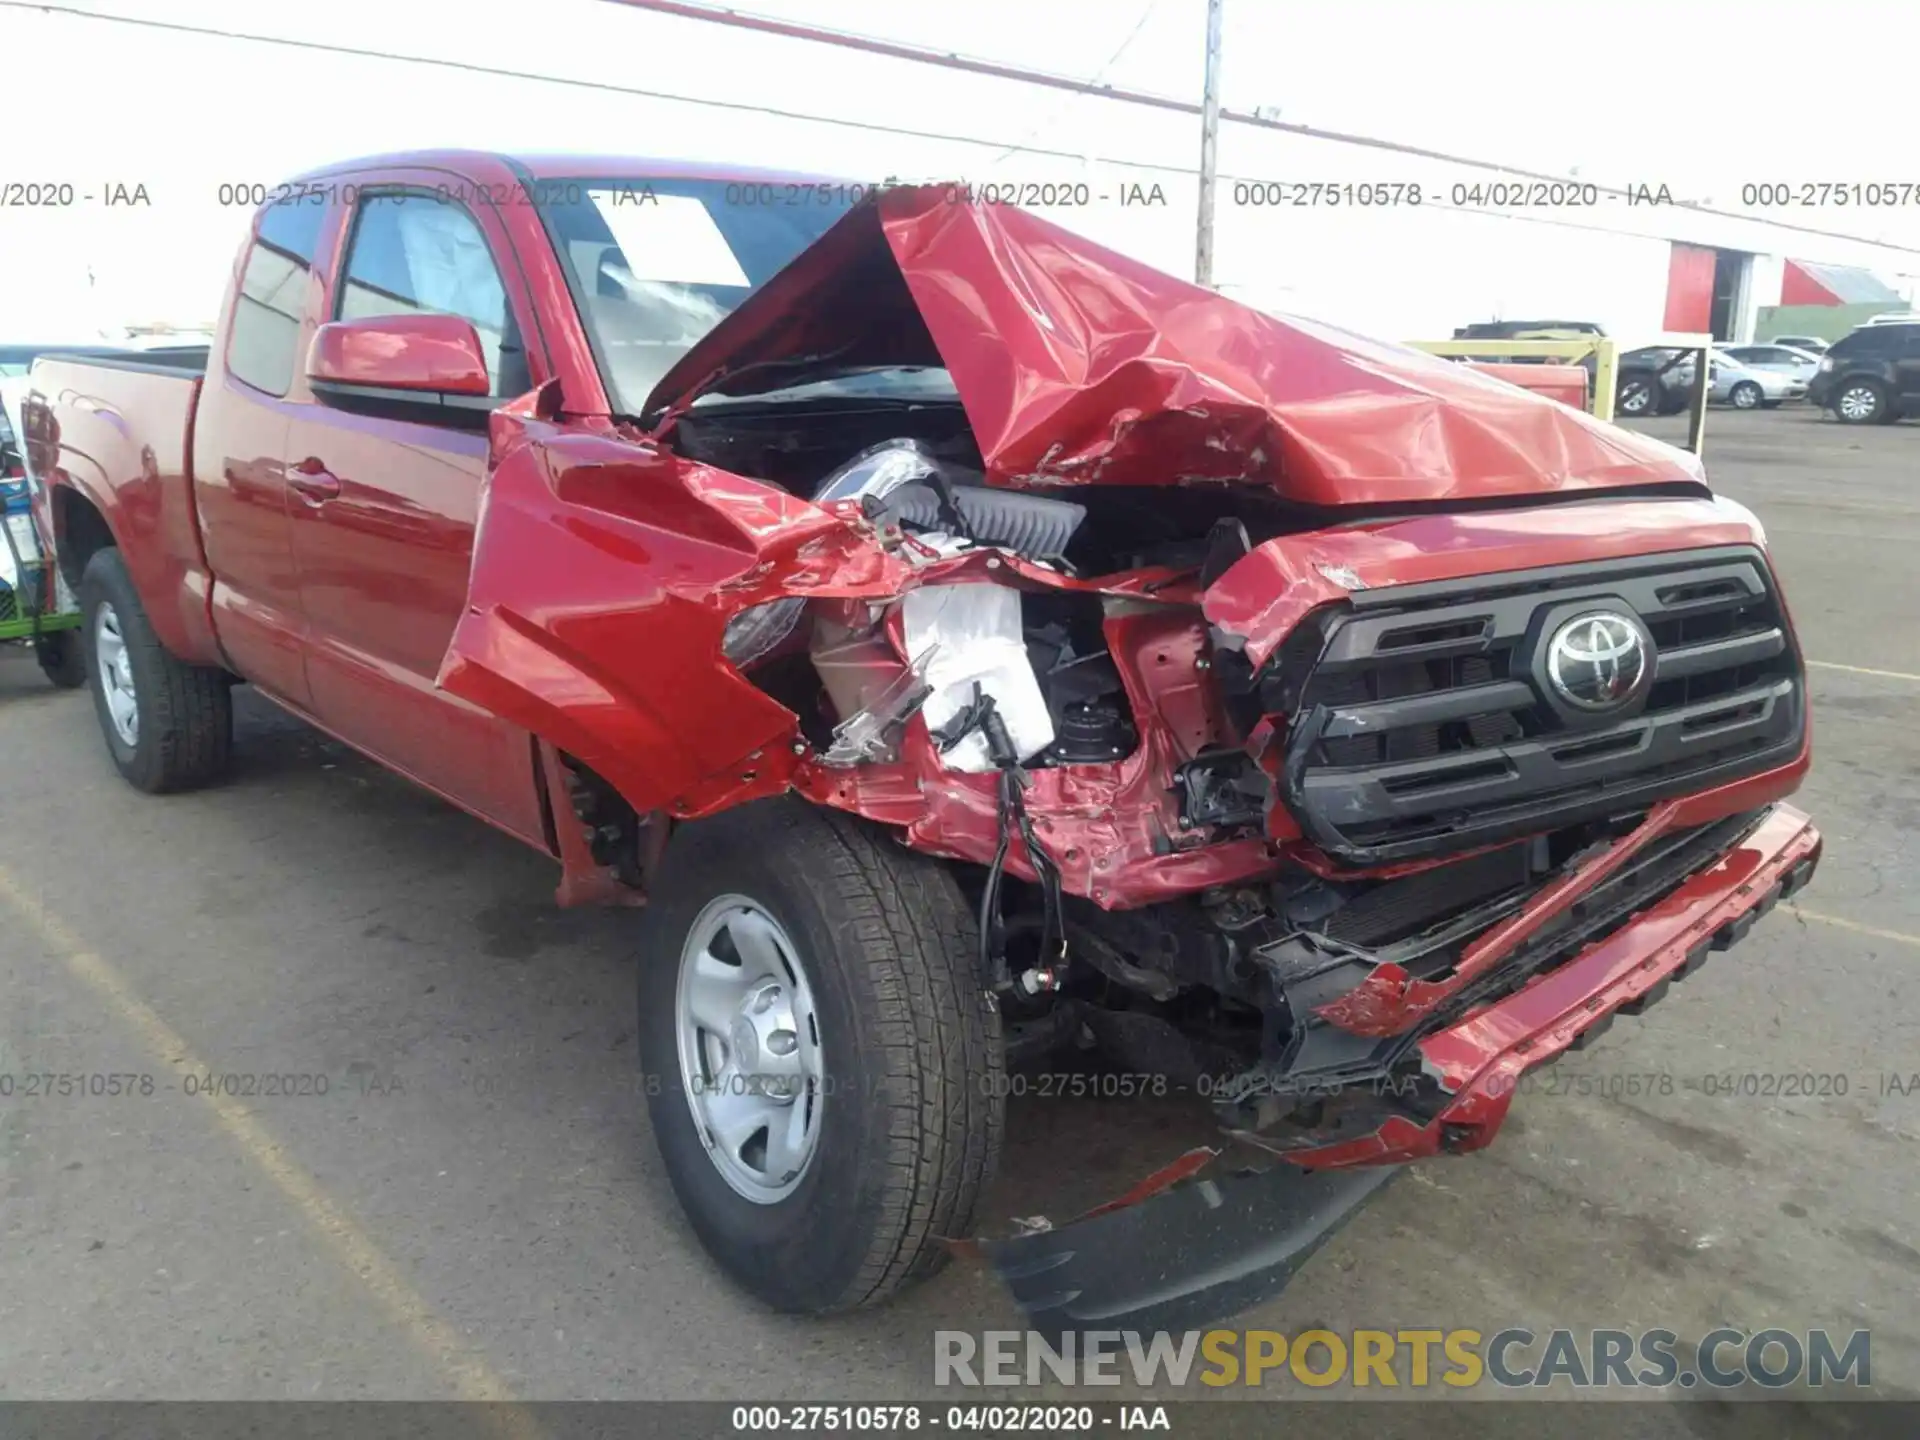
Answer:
[1707,355,1805,409]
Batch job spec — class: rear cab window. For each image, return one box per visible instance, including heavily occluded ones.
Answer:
[227,199,328,396]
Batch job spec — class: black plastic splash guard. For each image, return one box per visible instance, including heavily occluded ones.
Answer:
[979,1159,1402,1339]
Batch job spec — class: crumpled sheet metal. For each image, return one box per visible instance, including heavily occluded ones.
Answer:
[646,185,1710,507]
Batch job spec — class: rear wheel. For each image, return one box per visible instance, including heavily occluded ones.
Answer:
[1729,380,1763,410]
[34,630,87,688]
[636,797,1003,1312]
[1617,376,1656,416]
[79,549,233,792]
[1833,378,1890,424]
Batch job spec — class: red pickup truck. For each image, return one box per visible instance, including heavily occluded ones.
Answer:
[26,150,1820,1330]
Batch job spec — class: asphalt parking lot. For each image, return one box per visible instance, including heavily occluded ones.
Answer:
[1,405,1916,1423]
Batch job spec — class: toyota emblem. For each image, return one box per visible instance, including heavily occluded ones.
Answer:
[1546,611,1650,710]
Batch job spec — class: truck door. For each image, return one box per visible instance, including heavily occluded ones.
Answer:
[192,196,332,708]
[1895,326,1920,413]
[281,181,549,844]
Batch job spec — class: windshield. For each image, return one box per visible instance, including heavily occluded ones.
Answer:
[538,178,951,416]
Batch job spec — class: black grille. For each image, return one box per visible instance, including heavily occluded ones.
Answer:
[1280,548,1805,865]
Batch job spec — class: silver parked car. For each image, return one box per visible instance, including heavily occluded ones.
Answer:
[1717,343,1822,389]
[1707,354,1806,409]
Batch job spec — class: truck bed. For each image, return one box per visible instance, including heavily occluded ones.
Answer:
[29,353,206,486]
[27,352,215,661]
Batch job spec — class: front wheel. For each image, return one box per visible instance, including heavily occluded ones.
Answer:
[636,797,1003,1312]
[1729,380,1763,410]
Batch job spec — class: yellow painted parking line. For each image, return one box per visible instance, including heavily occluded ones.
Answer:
[1806,659,1920,684]
[0,865,544,1438]
[1792,905,1920,952]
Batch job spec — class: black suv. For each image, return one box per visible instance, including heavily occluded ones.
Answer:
[1614,347,1699,417]
[1807,325,1920,423]
[1449,322,1694,417]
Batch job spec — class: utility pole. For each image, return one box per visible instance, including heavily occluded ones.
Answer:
[1194,0,1225,288]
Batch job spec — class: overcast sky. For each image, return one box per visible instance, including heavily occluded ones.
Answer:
[5,0,1919,337]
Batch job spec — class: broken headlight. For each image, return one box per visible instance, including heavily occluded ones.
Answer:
[721,598,805,669]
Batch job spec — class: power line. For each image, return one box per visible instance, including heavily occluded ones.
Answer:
[9,0,1920,259]
[0,2,1180,174]
[596,0,1920,257]
[987,0,1166,164]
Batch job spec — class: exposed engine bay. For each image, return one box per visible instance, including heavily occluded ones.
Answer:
[648,399,1811,1161]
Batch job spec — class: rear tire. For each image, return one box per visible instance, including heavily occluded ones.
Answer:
[1617,376,1656,416]
[636,797,1003,1312]
[34,631,86,689]
[1729,381,1762,410]
[78,549,233,792]
[1833,378,1890,425]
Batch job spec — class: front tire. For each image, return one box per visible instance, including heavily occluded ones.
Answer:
[1729,381,1763,410]
[78,549,233,792]
[637,797,1003,1313]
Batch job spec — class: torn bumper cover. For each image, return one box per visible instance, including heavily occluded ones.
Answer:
[1274,800,1821,1168]
[979,802,1819,1331]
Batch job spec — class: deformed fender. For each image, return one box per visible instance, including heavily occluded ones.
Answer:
[438,409,912,817]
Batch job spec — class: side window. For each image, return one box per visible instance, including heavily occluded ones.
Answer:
[228,198,327,397]
[336,193,526,397]
[1836,329,1895,358]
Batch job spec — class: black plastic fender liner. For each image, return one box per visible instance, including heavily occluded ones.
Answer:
[979,1159,1404,1339]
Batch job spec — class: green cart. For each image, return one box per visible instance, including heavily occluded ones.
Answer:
[1,488,84,688]
[1,378,86,687]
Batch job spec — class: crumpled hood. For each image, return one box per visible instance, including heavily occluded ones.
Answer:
[644,185,1708,508]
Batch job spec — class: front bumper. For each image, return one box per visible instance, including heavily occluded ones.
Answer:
[983,802,1819,1331]
[1288,802,1820,1166]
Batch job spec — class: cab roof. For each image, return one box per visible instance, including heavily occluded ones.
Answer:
[290,149,838,187]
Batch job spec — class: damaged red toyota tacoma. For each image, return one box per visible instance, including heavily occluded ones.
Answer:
[25,152,1820,1329]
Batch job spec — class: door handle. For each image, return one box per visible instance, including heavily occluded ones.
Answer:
[289,457,340,504]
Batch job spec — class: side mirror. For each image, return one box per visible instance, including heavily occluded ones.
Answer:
[307,314,491,398]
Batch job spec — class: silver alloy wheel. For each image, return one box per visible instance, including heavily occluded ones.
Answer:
[1731,382,1761,409]
[1839,385,1879,421]
[1620,382,1652,415]
[94,601,138,747]
[674,894,823,1203]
